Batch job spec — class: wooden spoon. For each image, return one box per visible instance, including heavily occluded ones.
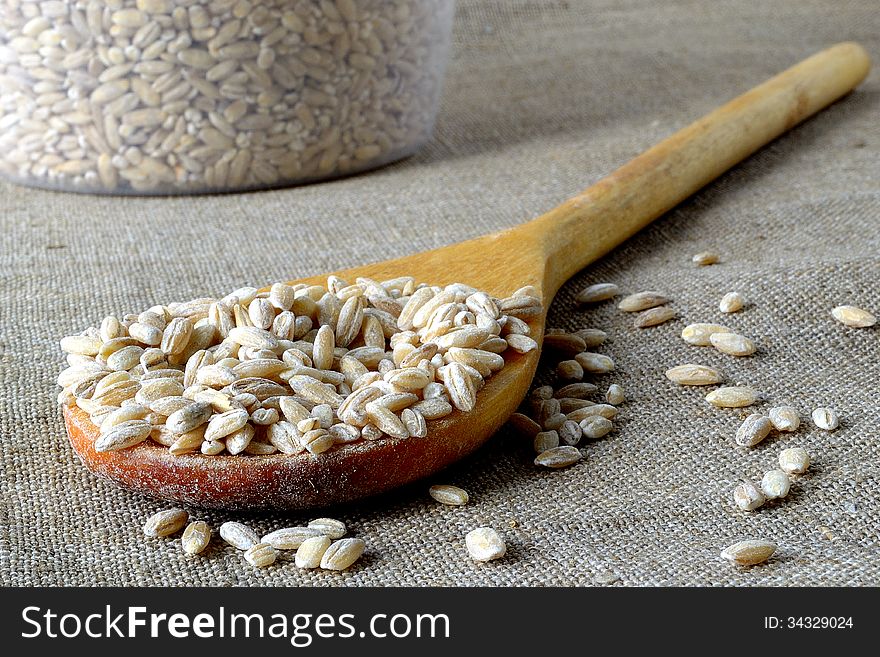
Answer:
[65,43,870,509]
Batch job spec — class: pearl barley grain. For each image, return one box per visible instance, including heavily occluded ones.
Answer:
[734,414,773,447]
[719,292,745,313]
[579,416,613,440]
[307,519,347,540]
[507,413,542,438]
[261,527,323,550]
[320,538,366,571]
[576,283,620,304]
[706,386,759,408]
[295,536,332,569]
[573,329,607,347]
[812,408,839,431]
[779,448,810,475]
[534,430,560,453]
[544,412,568,433]
[219,521,259,550]
[692,251,719,266]
[709,332,756,357]
[466,528,507,562]
[556,359,584,381]
[733,480,765,511]
[558,420,583,446]
[575,352,615,374]
[665,364,724,386]
[244,543,277,568]
[721,539,776,566]
[831,305,877,328]
[618,291,670,312]
[429,485,470,506]
[633,306,677,328]
[761,469,791,500]
[768,407,800,432]
[143,508,188,538]
[181,521,211,555]
[605,384,625,405]
[534,445,582,468]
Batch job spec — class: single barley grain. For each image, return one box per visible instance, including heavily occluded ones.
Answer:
[429,484,469,506]
[733,480,765,511]
[768,407,800,432]
[295,536,332,569]
[401,408,428,438]
[719,292,745,313]
[558,420,583,446]
[320,538,366,571]
[556,359,584,381]
[95,419,152,451]
[244,543,277,568]
[170,427,209,456]
[181,521,211,555]
[634,306,677,328]
[709,332,756,357]
[143,508,188,538]
[262,527,323,550]
[605,384,625,405]
[465,528,506,562]
[576,283,620,304]
[706,386,759,408]
[536,398,562,424]
[761,469,791,500]
[566,404,618,422]
[573,328,607,347]
[534,446,581,468]
[575,352,615,374]
[579,416,613,440]
[618,291,670,312]
[165,401,212,434]
[692,251,719,266]
[812,407,839,430]
[308,518,347,540]
[831,305,877,328]
[530,386,555,400]
[554,383,598,399]
[506,334,539,353]
[225,424,255,456]
[721,539,776,566]
[534,430,560,453]
[735,414,773,447]
[558,398,595,412]
[219,521,259,550]
[665,364,724,386]
[779,447,810,475]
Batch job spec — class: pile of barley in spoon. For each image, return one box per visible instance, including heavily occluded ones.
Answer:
[57,276,542,456]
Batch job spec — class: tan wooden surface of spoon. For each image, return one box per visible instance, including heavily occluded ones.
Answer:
[65,43,870,509]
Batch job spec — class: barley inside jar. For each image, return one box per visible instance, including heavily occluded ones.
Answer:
[0,0,455,194]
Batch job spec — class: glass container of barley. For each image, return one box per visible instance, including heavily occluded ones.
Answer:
[0,0,455,194]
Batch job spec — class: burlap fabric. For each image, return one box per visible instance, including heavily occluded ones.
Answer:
[2,0,878,587]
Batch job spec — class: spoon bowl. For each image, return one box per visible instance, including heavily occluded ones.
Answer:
[64,43,870,508]
[65,244,547,509]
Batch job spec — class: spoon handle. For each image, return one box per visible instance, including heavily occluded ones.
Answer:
[520,42,870,298]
